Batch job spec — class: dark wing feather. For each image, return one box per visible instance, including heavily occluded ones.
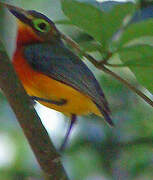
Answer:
[24,42,113,126]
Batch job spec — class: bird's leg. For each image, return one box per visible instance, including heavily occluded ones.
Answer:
[30,96,67,106]
[60,114,77,152]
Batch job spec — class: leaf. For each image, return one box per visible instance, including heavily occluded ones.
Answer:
[61,0,135,51]
[122,36,153,47]
[119,45,153,93]
[118,19,153,48]
[119,45,153,66]
[79,41,102,52]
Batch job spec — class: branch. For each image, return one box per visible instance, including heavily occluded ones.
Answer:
[61,33,153,107]
[0,45,68,180]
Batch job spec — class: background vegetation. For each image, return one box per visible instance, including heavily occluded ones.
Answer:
[0,0,153,179]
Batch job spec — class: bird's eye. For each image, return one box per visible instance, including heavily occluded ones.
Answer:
[33,19,51,33]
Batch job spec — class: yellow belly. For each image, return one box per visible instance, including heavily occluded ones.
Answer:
[24,73,101,116]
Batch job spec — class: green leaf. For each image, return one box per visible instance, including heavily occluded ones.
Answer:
[121,36,153,47]
[119,45,153,66]
[79,41,102,52]
[118,19,153,48]
[119,45,153,93]
[61,0,135,51]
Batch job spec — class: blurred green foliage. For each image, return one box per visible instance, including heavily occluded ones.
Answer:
[62,0,136,51]
[0,0,153,180]
[61,0,153,94]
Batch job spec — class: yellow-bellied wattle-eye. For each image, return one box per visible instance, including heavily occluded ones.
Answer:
[4,3,114,150]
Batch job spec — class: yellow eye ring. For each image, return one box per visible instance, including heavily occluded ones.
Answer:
[33,18,51,33]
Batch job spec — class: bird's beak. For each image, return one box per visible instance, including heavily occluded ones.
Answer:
[0,2,31,25]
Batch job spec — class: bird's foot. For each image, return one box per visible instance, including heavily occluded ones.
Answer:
[59,114,77,152]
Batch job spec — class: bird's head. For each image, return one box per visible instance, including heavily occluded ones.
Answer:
[5,3,60,46]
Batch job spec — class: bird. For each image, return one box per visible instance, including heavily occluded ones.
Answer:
[4,3,114,150]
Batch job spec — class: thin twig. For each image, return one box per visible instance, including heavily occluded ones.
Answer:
[61,33,153,107]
